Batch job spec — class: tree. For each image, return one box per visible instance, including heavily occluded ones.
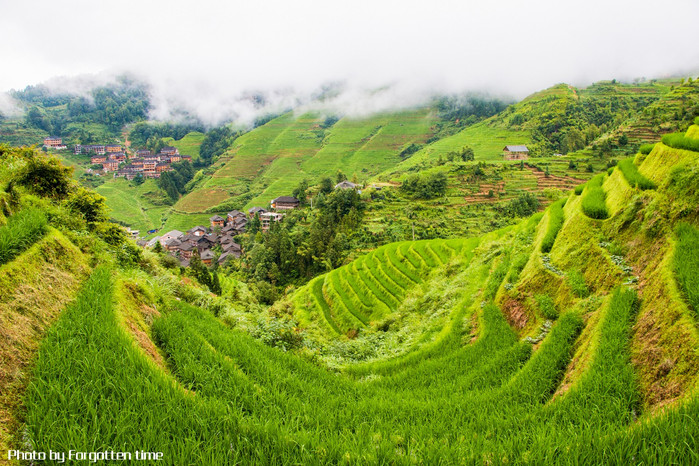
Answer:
[15,154,73,199]
[336,170,347,184]
[319,177,333,195]
[66,187,109,225]
[293,179,309,205]
[211,271,222,295]
[460,146,475,161]
[618,134,628,146]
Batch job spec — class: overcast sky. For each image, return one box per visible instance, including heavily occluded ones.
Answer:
[1,0,698,122]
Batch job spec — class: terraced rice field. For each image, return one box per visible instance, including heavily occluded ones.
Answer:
[293,238,476,334]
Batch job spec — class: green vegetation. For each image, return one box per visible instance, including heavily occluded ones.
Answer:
[541,198,566,253]
[674,223,699,318]
[662,132,699,152]
[536,294,558,319]
[617,158,656,189]
[3,77,699,464]
[581,173,609,219]
[639,143,655,155]
[399,172,447,199]
[162,131,205,159]
[567,269,590,298]
[0,208,47,265]
[13,76,150,140]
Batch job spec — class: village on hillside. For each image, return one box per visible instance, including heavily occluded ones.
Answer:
[42,134,537,270]
[43,136,193,179]
[140,194,325,268]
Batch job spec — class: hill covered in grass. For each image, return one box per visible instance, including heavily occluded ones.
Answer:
[2,118,699,463]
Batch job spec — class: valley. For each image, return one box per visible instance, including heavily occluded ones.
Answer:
[0,76,698,464]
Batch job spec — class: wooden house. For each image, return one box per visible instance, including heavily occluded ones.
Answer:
[271,196,300,210]
[210,215,225,228]
[503,145,529,160]
[248,207,267,218]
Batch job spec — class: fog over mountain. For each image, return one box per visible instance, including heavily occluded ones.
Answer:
[1,0,697,125]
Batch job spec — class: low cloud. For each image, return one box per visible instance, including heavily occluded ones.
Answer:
[1,0,697,126]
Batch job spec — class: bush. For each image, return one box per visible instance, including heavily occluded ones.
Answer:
[400,172,448,199]
[66,187,110,224]
[574,184,585,195]
[15,155,73,199]
[581,174,608,219]
[541,199,566,253]
[616,158,656,190]
[0,208,48,265]
[536,294,558,319]
[662,132,699,152]
[639,144,655,155]
[500,193,541,218]
[567,270,590,298]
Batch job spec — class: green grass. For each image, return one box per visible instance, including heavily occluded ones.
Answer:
[616,158,656,189]
[179,109,439,213]
[674,223,699,319]
[662,132,699,152]
[639,143,655,155]
[0,208,47,266]
[536,293,558,319]
[541,198,566,253]
[162,131,205,160]
[95,178,171,235]
[581,173,609,219]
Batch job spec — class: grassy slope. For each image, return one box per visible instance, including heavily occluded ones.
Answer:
[4,124,699,464]
[0,229,90,458]
[96,178,171,233]
[162,131,205,160]
[174,109,438,214]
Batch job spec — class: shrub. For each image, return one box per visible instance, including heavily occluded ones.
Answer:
[535,294,558,319]
[15,155,73,199]
[66,187,110,224]
[662,132,699,152]
[400,172,448,199]
[0,208,48,265]
[616,158,656,190]
[500,193,541,218]
[639,144,655,155]
[567,270,590,298]
[581,174,608,220]
[541,199,566,253]
[574,184,585,195]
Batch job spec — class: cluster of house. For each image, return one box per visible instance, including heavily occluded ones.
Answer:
[141,196,305,267]
[115,148,192,179]
[77,145,192,177]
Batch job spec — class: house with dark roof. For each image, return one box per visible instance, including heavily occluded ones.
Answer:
[335,180,358,190]
[177,242,195,259]
[200,249,215,266]
[187,226,208,237]
[227,210,246,222]
[160,230,184,243]
[503,145,529,160]
[271,196,300,210]
[248,207,267,217]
